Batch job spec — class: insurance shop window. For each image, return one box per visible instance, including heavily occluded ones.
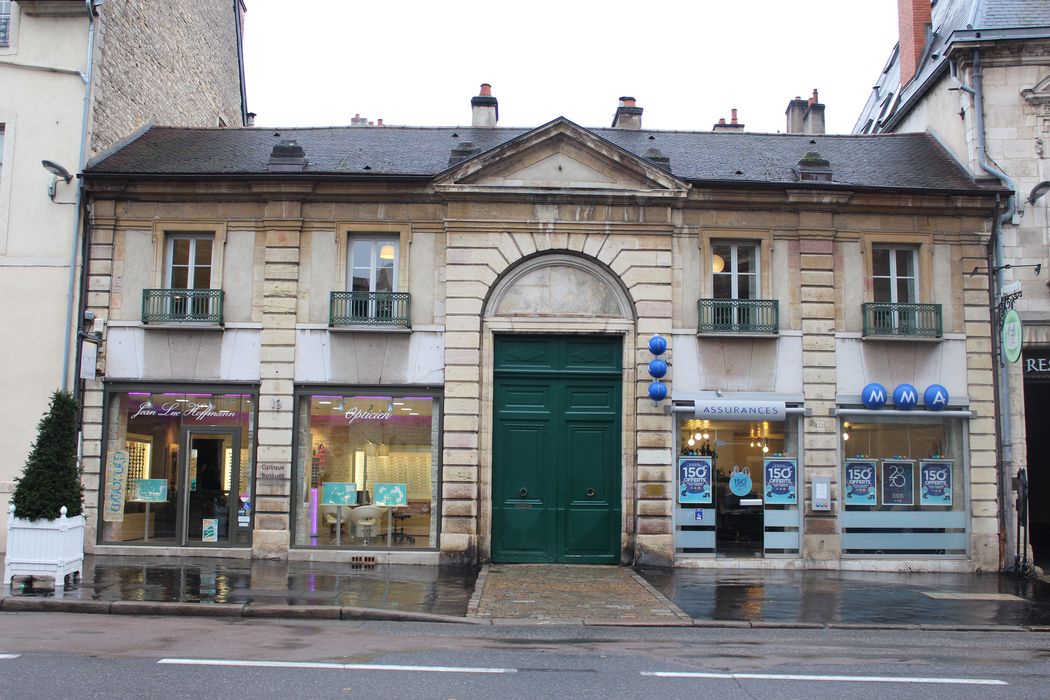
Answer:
[294,393,439,548]
[99,391,255,546]
[840,415,967,556]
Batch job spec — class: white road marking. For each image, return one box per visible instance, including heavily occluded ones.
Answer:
[0,654,20,660]
[158,658,516,674]
[642,671,1007,686]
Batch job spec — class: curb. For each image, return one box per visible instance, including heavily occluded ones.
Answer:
[2,598,1048,632]
[0,597,484,624]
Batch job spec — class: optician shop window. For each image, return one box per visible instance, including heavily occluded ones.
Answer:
[293,391,440,548]
[99,390,255,547]
[840,415,967,555]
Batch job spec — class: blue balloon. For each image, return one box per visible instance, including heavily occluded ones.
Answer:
[861,383,887,410]
[648,335,667,356]
[923,384,949,410]
[893,383,919,410]
[648,381,667,402]
[648,358,668,379]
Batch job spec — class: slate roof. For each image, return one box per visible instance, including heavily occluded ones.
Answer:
[85,121,992,194]
[854,0,1050,134]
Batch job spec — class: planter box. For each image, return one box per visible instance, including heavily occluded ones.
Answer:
[4,505,85,592]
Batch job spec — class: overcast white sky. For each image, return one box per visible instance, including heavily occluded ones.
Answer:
[243,0,899,135]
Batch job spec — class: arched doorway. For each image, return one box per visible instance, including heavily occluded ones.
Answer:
[482,253,636,563]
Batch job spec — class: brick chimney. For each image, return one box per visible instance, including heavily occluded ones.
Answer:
[471,83,499,128]
[713,108,745,133]
[898,0,932,88]
[350,113,368,127]
[612,96,643,130]
[802,89,825,135]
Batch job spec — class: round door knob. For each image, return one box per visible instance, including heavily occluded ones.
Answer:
[519,488,528,497]
[585,488,596,497]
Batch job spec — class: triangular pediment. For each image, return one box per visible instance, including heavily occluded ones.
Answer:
[434,118,689,197]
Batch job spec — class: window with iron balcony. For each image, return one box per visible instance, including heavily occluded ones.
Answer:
[698,240,778,335]
[330,235,410,328]
[142,233,224,325]
[862,244,942,339]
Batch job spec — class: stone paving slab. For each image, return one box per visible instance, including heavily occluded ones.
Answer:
[468,564,692,623]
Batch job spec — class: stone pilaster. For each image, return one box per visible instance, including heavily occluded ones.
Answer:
[798,230,840,559]
[961,243,999,570]
[251,211,302,559]
[80,203,118,552]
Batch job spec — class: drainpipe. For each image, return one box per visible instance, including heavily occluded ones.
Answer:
[951,49,1017,568]
[232,0,248,126]
[61,0,97,393]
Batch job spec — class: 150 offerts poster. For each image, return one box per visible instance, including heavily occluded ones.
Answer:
[678,457,712,504]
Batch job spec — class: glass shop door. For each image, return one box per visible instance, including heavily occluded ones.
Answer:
[180,427,241,546]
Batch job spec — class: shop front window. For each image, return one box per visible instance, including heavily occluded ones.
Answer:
[100,390,255,546]
[675,417,801,558]
[294,392,439,548]
[841,415,967,555]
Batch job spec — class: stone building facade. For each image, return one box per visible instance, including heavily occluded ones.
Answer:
[79,89,1003,571]
[0,0,246,548]
[854,0,1050,569]
[90,0,247,153]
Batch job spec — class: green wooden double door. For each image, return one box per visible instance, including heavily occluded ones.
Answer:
[492,335,623,564]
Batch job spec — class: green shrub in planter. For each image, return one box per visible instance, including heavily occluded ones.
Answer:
[12,390,83,521]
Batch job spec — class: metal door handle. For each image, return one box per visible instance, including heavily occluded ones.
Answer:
[585,488,595,497]
[519,488,528,498]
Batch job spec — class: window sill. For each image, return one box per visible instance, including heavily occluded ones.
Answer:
[140,322,225,331]
[860,335,943,343]
[328,325,412,334]
[696,331,780,339]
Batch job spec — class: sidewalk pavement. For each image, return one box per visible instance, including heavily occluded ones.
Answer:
[3,555,1050,631]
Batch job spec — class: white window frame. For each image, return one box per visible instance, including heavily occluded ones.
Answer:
[165,233,215,290]
[711,240,760,301]
[346,236,399,294]
[872,244,918,304]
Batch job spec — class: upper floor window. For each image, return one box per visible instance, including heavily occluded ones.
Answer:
[329,234,409,327]
[166,234,214,290]
[0,1,11,47]
[712,241,759,300]
[864,243,940,338]
[349,237,398,294]
[872,245,917,304]
[700,239,777,334]
[142,231,222,324]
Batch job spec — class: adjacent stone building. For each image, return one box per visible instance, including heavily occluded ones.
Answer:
[78,87,1004,572]
[854,0,1050,569]
[0,0,246,547]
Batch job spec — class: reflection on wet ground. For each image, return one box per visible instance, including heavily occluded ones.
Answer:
[637,567,1050,626]
[1,556,478,616]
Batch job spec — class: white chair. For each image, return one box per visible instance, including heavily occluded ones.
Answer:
[349,505,383,544]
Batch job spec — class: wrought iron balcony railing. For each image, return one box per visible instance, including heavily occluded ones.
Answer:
[862,302,942,338]
[697,298,779,334]
[142,289,224,325]
[330,291,411,328]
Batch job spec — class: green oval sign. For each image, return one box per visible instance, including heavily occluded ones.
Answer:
[1003,309,1022,363]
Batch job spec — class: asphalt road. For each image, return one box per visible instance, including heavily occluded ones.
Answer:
[0,613,1047,699]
